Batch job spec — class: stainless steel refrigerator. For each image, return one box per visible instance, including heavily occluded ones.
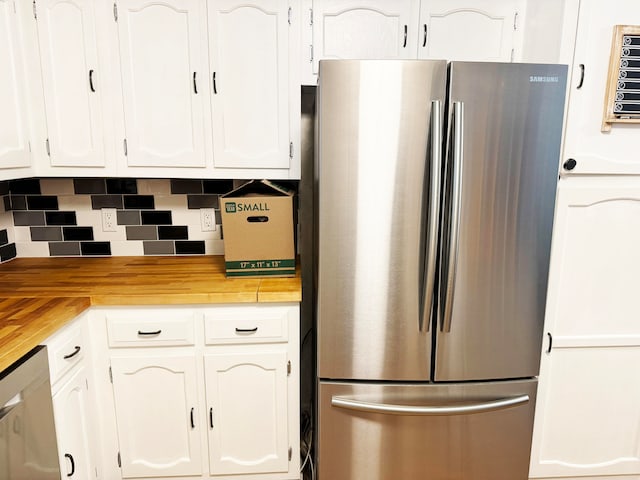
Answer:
[316,60,567,480]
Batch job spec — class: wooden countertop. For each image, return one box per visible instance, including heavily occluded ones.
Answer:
[0,256,302,372]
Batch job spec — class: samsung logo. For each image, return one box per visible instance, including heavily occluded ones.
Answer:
[530,76,560,83]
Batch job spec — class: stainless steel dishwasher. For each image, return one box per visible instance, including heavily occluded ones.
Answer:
[0,346,60,480]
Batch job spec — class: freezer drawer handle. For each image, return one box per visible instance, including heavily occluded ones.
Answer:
[331,394,529,416]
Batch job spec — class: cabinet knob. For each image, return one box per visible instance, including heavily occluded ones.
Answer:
[563,158,577,171]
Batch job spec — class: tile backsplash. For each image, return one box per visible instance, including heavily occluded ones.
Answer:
[0,177,298,263]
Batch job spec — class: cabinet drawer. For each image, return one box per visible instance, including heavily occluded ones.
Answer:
[47,320,86,385]
[106,312,196,347]
[204,307,291,345]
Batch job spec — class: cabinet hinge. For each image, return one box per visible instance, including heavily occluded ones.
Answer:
[123,138,128,156]
[109,366,113,383]
[288,6,291,25]
[287,360,291,375]
[95,467,98,478]
[113,2,118,22]
[513,12,518,31]
[45,138,50,156]
[288,447,292,461]
[117,452,121,468]
[309,44,313,63]
[85,378,89,390]
[28,141,31,152]
[32,0,36,19]
[309,8,313,25]
[289,142,294,159]
[510,48,515,63]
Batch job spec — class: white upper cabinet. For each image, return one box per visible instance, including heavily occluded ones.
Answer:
[530,178,640,478]
[208,0,292,171]
[115,0,208,169]
[36,0,105,168]
[310,0,418,74]
[418,0,525,61]
[0,0,32,171]
[303,0,527,84]
[562,0,640,175]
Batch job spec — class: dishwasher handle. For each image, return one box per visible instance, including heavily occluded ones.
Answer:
[331,394,529,416]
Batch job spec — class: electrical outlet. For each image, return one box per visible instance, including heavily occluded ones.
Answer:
[102,208,117,232]
[200,208,216,232]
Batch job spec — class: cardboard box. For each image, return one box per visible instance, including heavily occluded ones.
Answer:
[220,180,295,277]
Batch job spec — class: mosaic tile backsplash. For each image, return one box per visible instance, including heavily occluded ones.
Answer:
[0,178,297,262]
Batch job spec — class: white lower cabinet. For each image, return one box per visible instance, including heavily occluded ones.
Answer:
[96,303,300,480]
[529,178,640,479]
[205,351,289,476]
[110,355,203,478]
[45,313,98,480]
[52,366,95,479]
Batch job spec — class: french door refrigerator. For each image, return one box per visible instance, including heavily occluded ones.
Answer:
[316,60,567,480]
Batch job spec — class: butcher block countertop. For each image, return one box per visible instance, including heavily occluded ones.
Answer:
[0,256,302,372]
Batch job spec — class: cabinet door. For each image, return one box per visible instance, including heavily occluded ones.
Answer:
[36,0,104,168]
[208,0,290,170]
[116,0,207,168]
[529,179,640,477]
[418,0,524,61]
[311,0,418,75]
[562,0,640,175]
[52,366,95,479]
[0,0,31,170]
[110,355,202,478]
[205,350,289,475]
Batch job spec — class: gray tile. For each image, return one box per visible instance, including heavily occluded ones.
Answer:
[117,210,140,225]
[49,242,81,256]
[143,240,175,255]
[126,226,158,240]
[13,211,45,226]
[30,226,62,241]
[9,195,27,210]
[215,210,221,225]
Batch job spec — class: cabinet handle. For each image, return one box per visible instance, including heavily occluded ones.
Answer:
[89,69,95,92]
[209,408,214,428]
[547,332,553,353]
[403,24,407,48]
[65,453,75,477]
[563,158,577,171]
[190,407,195,429]
[212,72,217,94]
[423,24,428,47]
[137,329,161,336]
[193,72,198,94]
[235,327,258,334]
[63,346,81,360]
[577,64,585,89]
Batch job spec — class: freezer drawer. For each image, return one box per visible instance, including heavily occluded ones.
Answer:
[318,379,537,480]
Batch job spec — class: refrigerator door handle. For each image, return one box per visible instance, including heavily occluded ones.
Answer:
[442,101,464,333]
[331,394,529,416]
[420,100,442,333]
